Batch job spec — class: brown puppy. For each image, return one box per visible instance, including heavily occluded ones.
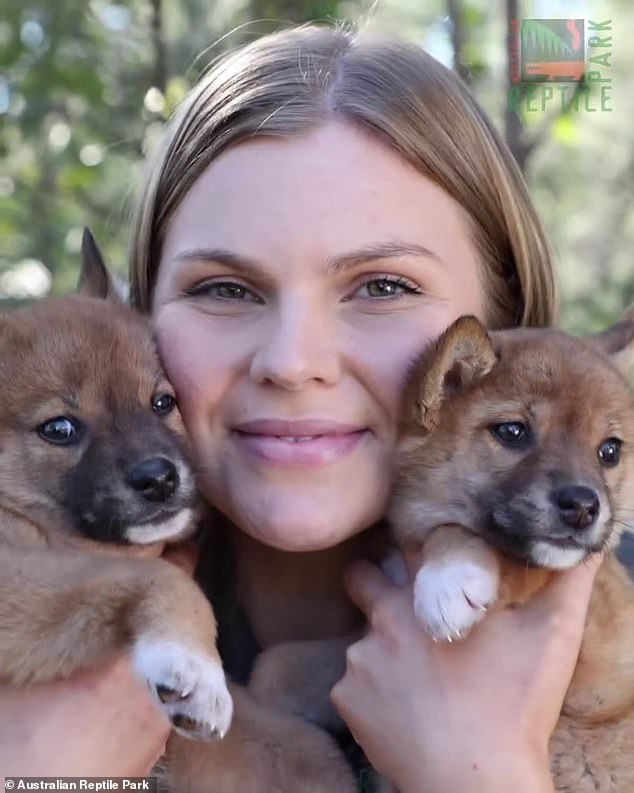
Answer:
[0,232,355,792]
[251,311,634,792]
[391,313,634,638]
[0,230,232,739]
[388,312,634,791]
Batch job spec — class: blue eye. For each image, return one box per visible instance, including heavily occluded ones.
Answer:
[37,416,82,446]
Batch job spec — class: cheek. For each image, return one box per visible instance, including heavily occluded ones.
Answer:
[346,305,468,419]
[154,307,233,432]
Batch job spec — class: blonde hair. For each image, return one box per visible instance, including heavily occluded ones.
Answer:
[129,24,557,328]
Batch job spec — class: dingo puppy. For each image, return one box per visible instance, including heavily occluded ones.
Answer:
[251,310,634,792]
[0,231,354,793]
[0,230,233,739]
[388,312,634,791]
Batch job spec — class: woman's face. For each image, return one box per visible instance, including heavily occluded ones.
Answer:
[153,121,485,551]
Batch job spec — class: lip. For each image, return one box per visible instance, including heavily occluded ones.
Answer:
[233,418,365,436]
[231,418,369,467]
[537,536,585,550]
[134,506,182,525]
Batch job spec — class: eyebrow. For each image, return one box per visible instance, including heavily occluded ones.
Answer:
[171,241,442,281]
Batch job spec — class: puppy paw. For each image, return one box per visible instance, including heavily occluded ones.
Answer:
[413,561,498,641]
[133,639,233,740]
[250,638,349,732]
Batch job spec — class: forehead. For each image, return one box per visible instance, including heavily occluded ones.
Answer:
[159,121,479,283]
[486,331,634,426]
[0,299,160,411]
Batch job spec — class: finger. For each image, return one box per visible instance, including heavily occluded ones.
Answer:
[380,547,410,587]
[344,559,393,617]
[400,543,426,582]
[162,540,199,577]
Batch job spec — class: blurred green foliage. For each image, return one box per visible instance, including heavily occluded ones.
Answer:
[1,0,633,332]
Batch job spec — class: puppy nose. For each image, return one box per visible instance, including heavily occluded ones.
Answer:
[127,457,179,502]
[553,485,600,529]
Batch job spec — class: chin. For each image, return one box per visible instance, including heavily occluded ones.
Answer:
[230,496,383,552]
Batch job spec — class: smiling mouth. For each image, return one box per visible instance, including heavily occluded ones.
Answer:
[266,435,322,442]
[232,428,369,466]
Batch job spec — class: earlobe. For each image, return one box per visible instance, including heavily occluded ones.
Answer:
[77,228,123,303]
[404,315,497,430]
[588,305,634,376]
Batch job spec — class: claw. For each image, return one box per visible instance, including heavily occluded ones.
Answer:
[156,683,190,703]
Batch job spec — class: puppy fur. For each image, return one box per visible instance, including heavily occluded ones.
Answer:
[388,312,634,791]
[251,311,634,793]
[0,232,355,792]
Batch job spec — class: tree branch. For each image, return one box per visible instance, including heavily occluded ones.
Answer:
[150,0,168,93]
[447,0,472,85]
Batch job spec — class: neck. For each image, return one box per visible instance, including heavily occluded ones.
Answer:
[228,520,386,648]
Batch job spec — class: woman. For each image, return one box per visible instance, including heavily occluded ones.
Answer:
[2,25,600,791]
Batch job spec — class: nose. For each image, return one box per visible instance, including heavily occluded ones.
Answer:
[249,300,341,390]
[126,457,179,502]
[552,485,600,529]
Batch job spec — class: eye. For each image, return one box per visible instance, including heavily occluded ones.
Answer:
[152,392,177,416]
[37,416,82,446]
[598,437,622,467]
[351,275,423,300]
[185,280,263,303]
[490,421,530,449]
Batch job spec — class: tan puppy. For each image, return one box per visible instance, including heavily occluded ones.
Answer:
[0,231,355,793]
[388,312,634,791]
[0,230,232,738]
[251,311,634,792]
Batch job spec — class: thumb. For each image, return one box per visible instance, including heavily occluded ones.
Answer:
[519,552,603,629]
[508,552,603,697]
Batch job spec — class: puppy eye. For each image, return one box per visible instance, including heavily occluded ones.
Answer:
[152,392,177,417]
[598,437,622,467]
[490,421,530,449]
[37,416,82,446]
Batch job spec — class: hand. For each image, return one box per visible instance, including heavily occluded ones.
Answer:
[0,654,170,776]
[331,548,602,793]
[0,541,200,777]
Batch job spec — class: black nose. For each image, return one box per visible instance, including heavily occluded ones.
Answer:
[126,457,179,502]
[552,486,600,529]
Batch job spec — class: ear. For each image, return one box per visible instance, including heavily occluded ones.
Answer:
[77,228,121,302]
[588,305,634,376]
[405,315,497,431]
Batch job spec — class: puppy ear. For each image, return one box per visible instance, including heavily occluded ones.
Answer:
[78,228,123,302]
[588,305,634,376]
[406,316,497,431]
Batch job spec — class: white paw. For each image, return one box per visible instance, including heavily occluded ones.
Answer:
[133,639,233,741]
[413,561,498,642]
